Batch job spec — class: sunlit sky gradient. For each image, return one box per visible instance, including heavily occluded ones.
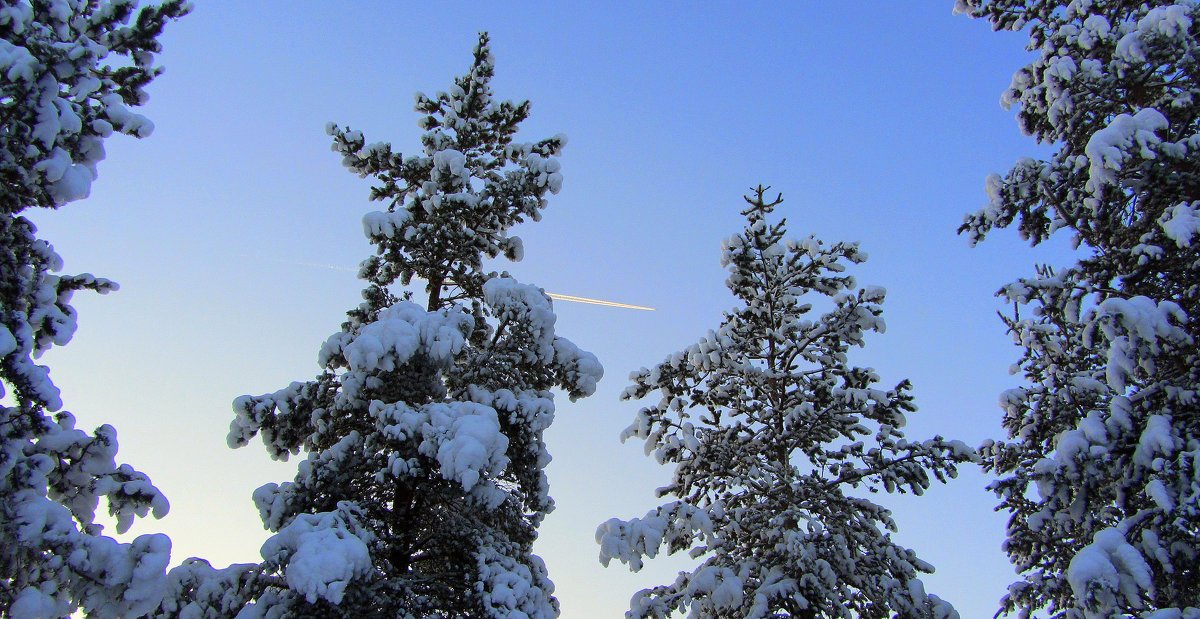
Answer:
[30,3,1081,617]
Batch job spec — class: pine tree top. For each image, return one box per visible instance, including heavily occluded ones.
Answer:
[328,31,566,311]
[739,184,784,220]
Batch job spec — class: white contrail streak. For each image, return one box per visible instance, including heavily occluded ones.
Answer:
[264,256,654,311]
[546,292,655,311]
[294,261,357,273]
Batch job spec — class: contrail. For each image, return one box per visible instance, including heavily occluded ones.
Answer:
[546,292,655,311]
[294,261,357,273]
[261,255,653,311]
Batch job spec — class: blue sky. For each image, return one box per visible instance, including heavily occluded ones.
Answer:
[30,2,1080,617]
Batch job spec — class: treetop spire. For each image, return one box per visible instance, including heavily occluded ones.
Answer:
[330,30,563,311]
[740,184,784,219]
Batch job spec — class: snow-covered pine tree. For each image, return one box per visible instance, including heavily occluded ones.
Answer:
[0,1,188,617]
[956,1,1200,617]
[162,33,602,618]
[597,187,975,619]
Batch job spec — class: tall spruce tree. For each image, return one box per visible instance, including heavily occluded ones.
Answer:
[957,1,1200,617]
[597,187,974,619]
[0,1,188,617]
[162,33,601,618]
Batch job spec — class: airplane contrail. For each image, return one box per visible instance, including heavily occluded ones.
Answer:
[262,255,654,311]
[546,292,655,311]
[295,261,357,273]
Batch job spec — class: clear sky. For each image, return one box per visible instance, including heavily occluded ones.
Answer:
[30,2,1080,617]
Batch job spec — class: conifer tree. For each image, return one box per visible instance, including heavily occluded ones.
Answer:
[0,1,189,617]
[597,187,974,619]
[162,33,602,618]
[957,1,1200,616]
